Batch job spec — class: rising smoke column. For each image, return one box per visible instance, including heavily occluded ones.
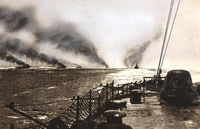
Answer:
[0,6,108,68]
[124,30,162,68]
[34,24,108,68]
[124,41,151,68]
[0,50,28,66]
[0,36,66,68]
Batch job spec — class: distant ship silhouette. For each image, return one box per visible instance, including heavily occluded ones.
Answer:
[15,64,31,69]
[134,63,139,69]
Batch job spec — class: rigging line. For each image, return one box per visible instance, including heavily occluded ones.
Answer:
[160,0,181,68]
[157,0,174,71]
[144,102,163,126]
[156,0,174,77]
[14,99,70,107]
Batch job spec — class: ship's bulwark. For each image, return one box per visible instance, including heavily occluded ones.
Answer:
[0,68,200,128]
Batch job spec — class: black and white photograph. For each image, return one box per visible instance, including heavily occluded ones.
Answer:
[0,0,200,129]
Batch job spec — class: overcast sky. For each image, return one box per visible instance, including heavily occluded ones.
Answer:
[0,0,199,71]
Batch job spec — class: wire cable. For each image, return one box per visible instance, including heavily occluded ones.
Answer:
[160,0,181,68]
[157,0,174,77]
[1,99,70,108]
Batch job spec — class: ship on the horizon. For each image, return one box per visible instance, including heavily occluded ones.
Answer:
[134,63,139,69]
[15,64,31,69]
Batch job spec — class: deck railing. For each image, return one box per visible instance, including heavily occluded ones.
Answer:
[10,80,147,129]
[56,80,143,128]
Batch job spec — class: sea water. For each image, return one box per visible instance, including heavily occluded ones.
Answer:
[0,68,199,128]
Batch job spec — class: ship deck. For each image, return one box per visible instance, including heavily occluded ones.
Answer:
[118,95,200,129]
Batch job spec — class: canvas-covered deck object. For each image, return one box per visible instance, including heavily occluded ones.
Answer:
[160,70,197,106]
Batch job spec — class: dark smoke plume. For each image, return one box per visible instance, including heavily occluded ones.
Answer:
[124,41,151,67]
[0,7,107,67]
[0,6,108,67]
[0,50,28,66]
[34,24,108,68]
[124,30,162,68]
[0,37,66,68]
[0,7,29,31]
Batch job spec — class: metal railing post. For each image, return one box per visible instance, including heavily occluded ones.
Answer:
[122,85,124,95]
[98,92,101,111]
[143,77,146,92]
[112,81,114,99]
[106,83,108,101]
[117,84,120,95]
[89,90,92,120]
[76,96,80,121]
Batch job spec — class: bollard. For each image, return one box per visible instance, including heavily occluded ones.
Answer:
[10,124,14,129]
[103,110,126,124]
[108,100,127,110]
[130,89,141,104]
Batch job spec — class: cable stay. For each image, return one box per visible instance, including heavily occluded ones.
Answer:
[156,0,174,77]
[160,0,181,69]
[156,0,181,77]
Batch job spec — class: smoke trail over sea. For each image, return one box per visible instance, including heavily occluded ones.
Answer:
[0,50,28,66]
[0,6,108,68]
[0,7,28,32]
[124,30,162,68]
[0,0,199,70]
[34,24,108,68]
[0,36,66,68]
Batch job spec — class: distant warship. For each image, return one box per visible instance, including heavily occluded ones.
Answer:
[134,63,139,69]
[15,64,31,69]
